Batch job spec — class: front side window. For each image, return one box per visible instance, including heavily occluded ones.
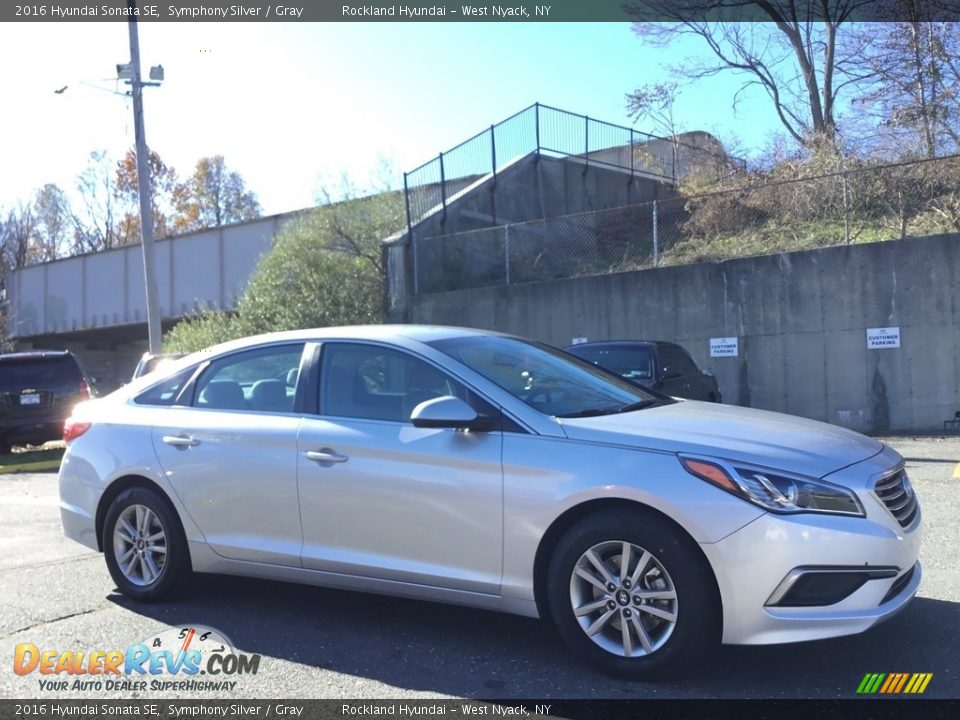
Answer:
[430,336,665,418]
[320,343,466,423]
[193,344,305,413]
[659,344,698,377]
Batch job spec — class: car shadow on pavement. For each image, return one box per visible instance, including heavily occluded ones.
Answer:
[110,575,960,699]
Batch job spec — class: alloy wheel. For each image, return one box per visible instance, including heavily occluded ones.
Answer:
[568,540,678,657]
[113,504,167,586]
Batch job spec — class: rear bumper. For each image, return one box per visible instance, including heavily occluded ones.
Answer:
[0,417,64,444]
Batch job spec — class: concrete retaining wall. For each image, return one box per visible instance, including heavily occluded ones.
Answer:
[411,233,960,433]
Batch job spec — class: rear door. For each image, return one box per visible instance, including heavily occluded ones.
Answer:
[150,343,307,567]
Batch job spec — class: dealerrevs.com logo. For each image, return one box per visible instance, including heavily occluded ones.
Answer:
[13,625,261,692]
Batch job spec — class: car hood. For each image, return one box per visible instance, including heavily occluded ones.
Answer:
[558,401,883,478]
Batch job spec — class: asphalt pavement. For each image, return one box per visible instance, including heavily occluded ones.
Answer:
[1,436,958,700]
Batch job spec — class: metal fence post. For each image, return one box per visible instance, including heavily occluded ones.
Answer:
[535,102,541,157]
[439,152,447,223]
[842,174,851,244]
[629,129,635,182]
[652,200,659,266]
[403,172,413,238]
[490,125,498,225]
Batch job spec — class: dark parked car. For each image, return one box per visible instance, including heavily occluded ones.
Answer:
[565,340,721,402]
[0,351,93,454]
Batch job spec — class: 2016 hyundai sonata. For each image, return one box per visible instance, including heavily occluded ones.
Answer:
[59,326,921,677]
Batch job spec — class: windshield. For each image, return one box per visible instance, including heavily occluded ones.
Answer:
[429,335,665,418]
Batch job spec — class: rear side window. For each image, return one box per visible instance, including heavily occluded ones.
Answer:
[0,356,82,390]
[567,345,655,381]
[135,368,196,406]
[193,344,305,413]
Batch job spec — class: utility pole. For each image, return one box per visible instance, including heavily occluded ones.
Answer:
[125,0,162,353]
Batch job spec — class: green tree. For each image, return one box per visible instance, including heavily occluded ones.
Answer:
[163,184,403,352]
[173,155,261,232]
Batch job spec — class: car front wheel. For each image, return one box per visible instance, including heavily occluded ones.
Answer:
[546,509,720,678]
[102,487,188,602]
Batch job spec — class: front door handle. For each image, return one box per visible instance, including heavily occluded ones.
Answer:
[304,449,349,464]
[162,434,201,448]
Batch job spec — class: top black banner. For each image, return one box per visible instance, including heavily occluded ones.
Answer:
[5,0,960,23]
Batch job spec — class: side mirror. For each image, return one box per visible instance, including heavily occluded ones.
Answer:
[661,366,684,381]
[411,395,496,431]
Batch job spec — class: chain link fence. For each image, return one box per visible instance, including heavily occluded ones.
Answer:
[403,103,744,232]
[413,154,960,294]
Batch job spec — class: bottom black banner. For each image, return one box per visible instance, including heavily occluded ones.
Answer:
[1,699,958,720]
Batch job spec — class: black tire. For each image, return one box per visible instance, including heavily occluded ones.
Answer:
[102,487,190,602]
[546,509,720,679]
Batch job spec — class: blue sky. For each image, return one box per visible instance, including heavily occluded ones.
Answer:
[0,22,784,216]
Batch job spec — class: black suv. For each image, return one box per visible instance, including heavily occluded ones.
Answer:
[0,351,93,454]
[565,340,722,402]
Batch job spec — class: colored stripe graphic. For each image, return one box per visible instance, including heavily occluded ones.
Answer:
[857,672,932,694]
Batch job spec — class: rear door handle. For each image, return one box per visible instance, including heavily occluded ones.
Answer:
[304,449,349,464]
[162,434,201,448]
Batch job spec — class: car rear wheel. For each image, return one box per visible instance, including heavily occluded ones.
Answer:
[546,509,719,678]
[102,487,189,602]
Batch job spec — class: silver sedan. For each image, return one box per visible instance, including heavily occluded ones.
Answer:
[58,326,921,678]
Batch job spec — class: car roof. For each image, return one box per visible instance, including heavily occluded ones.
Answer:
[565,340,664,350]
[183,324,506,355]
[0,350,73,362]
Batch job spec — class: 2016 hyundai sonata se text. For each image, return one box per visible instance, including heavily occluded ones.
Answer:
[58,326,921,677]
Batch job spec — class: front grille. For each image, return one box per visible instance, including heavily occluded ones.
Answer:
[874,469,919,528]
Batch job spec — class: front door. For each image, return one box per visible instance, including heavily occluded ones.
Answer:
[297,342,503,594]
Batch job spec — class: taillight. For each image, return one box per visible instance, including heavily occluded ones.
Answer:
[78,381,91,400]
[63,418,91,443]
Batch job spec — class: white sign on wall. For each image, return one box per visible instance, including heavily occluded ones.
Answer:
[570,337,589,345]
[867,327,901,349]
[709,337,739,357]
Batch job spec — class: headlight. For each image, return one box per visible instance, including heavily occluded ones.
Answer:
[680,456,864,516]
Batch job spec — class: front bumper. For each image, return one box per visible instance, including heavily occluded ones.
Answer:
[700,450,921,645]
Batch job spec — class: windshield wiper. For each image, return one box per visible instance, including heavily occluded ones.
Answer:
[555,407,620,418]
[616,400,657,413]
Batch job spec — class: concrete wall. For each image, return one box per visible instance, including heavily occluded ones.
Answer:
[411,233,960,434]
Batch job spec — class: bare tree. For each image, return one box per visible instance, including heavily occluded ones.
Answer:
[0,203,40,270]
[72,150,134,253]
[173,155,261,233]
[846,10,960,159]
[32,184,71,261]
[625,0,873,147]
